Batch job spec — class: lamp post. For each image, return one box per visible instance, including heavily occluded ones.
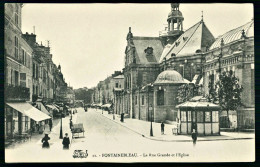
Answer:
[59,106,63,139]
[148,84,153,137]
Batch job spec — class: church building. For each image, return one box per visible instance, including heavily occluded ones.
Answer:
[114,3,254,130]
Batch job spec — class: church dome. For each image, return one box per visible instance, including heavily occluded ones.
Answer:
[154,70,187,84]
[168,10,184,19]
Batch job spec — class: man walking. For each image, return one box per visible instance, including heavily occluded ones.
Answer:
[191,129,197,146]
[62,133,70,149]
[161,122,165,135]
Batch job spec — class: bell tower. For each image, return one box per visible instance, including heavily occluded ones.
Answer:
[160,3,184,45]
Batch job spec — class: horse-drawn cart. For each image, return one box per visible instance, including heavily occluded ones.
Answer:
[71,123,85,138]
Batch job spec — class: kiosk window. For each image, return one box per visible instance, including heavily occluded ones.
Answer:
[188,111,191,121]
[197,111,204,122]
[205,111,211,122]
[181,111,186,121]
[212,111,219,122]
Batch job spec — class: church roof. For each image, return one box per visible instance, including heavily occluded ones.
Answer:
[159,20,215,63]
[132,37,164,64]
[209,19,254,50]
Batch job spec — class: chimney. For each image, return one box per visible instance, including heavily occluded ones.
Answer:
[22,32,36,47]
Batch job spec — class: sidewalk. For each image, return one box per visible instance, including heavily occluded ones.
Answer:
[35,113,78,146]
[94,109,255,142]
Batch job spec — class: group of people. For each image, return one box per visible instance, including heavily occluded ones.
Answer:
[31,119,53,134]
[41,108,79,149]
[41,112,74,149]
[41,133,70,149]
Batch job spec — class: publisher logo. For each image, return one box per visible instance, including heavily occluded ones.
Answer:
[73,150,88,158]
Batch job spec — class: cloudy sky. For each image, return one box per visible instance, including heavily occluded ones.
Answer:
[21,3,253,89]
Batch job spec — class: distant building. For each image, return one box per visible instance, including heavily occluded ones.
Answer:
[113,75,124,114]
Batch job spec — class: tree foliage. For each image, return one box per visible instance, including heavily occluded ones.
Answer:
[177,84,197,104]
[208,74,218,103]
[216,70,243,113]
[74,88,93,104]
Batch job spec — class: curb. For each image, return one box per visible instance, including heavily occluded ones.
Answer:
[94,110,254,142]
[94,110,144,137]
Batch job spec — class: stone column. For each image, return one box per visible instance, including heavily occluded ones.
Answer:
[171,19,174,31]
[177,19,179,30]
[153,89,157,122]
[130,75,133,118]
[168,21,170,32]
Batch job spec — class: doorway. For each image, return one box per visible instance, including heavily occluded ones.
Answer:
[14,71,19,86]
[18,112,22,134]
[191,110,197,131]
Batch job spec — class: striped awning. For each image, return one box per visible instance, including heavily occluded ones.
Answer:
[6,102,51,122]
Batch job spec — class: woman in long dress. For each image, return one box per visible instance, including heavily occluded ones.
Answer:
[42,134,50,148]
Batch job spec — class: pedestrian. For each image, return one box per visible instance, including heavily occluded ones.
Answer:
[191,129,197,146]
[70,119,73,130]
[41,134,50,149]
[39,122,44,134]
[49,119,53,131]
[161,122,165,135]
[62,133,70,149]
[41,121,45,131]
[36,122,39,132]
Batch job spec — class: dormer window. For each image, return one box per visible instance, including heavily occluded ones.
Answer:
[183,37,188,41]
[171,53,176,57]
[144,47,153,56]
[175,41,180,46]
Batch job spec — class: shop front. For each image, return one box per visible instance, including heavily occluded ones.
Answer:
[5,102,51,139]
[176,97,220,136]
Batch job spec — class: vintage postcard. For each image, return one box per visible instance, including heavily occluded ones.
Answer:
[4,3,255,163]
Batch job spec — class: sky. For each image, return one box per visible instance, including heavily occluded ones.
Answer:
[21,3,253,89]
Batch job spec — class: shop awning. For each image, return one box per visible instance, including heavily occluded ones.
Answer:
[101,104,112,108]
[46,105,59,111]
[199,77,203,86]
[191,75,199,84]
[54,104,61,109]
[36,102,51,116]
[97,103,103,107]
[6,102,51,122]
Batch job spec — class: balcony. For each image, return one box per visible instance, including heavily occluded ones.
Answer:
[5,85,30,102]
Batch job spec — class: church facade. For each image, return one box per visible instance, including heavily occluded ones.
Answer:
[112,3,254,129]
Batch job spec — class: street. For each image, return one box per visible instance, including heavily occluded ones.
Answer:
[5,107,255,163]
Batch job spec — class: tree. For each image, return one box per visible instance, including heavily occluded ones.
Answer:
[74,88,93,104]
[177,84,196,104]
[215,70,243,127]
[208,74,218,103]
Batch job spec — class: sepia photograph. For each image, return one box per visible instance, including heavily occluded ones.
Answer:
[4,3,255,163]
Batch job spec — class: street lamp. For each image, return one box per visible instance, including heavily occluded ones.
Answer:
[59,105,63,139]
[148,84,154,137]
